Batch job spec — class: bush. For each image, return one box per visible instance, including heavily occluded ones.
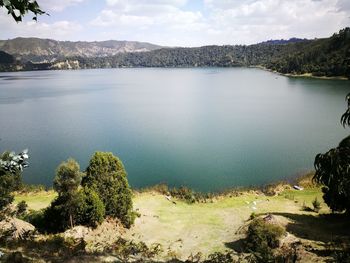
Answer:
[16,201,28,216]
[19,184,46,193]
[301,201,314,212]
[246,218,286,261]
[75,187,105,227]
[42,187,106,233]
[312,197,321,213]
[170,186,196,204]
[83,152,134,228]
[249,212,257,220]
[42,197,68,233]
[22,209,46,233]
[113,237,162,261]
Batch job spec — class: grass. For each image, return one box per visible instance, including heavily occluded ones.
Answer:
[12,185,349,261]
[14,191,57,210]
[124,187,332,260]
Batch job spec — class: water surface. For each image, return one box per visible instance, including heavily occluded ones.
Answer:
[0,68,348,191]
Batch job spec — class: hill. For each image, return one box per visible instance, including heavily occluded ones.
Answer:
[0,28,349,79]
[0,37,163,62]
[70,28,349,78]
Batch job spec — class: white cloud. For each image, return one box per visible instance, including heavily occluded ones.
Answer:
[0,10,82,40]
[40,0,85,12]
[1,0,349,46]
[89,0,206,45]
[91,0,200,28]
[202,0,349,44]
[87,0,349,46]
[106,0,187,8]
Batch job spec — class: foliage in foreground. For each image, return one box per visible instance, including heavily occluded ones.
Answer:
[0,150,29,219]
[0,0,45,22]
[314,93,350,213]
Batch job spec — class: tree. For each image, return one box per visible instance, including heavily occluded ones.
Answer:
[0,150,29,217]
[82,152,134,227]
[46,158,82,230]
[53,158,82,195]
[314,93,350,213]
[0,0,45,22]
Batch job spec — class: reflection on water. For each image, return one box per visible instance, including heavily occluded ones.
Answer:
[0,68,348,192]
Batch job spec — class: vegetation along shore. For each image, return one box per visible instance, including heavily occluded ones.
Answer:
[0,28,349,80]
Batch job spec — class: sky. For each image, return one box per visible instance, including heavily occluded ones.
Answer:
[0,0,349,47]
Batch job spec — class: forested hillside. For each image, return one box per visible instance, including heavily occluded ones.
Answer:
[0,28,349,79]
[266,28,350,77]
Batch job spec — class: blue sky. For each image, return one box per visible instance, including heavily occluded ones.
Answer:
[0,0,349,46]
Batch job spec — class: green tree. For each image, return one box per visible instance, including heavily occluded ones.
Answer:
[53,158,82,195]
[0,0,45,22]
[83,152,134,227]
[47,158,82,230]
[314,93,350,213]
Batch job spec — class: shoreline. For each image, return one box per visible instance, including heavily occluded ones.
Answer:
[1,65,349,80]
[251,65,349,80]
[19,171,315,199]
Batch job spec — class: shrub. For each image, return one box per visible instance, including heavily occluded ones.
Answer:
[82,152,134,228]
[312,197,321,213]
[22,209,46,233]
[113,238,162,261]
[203,252,234,263]
[170,186,196,203]
[301,201,314,212]
[16,201,28,216]
[75,187,105,227]
[246,218,286,261]
[249,212,257,220]
[42,197,69,233]
[43,187,106,233]
[19,184,46,193]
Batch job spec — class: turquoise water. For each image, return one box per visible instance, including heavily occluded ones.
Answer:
[0,68,348,191]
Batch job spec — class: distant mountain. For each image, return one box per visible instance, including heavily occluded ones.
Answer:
[0,28,349,79]
[0,38,163,62]
[258,38,309,45]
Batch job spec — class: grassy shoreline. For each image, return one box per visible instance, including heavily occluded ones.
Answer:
[9,172,350,262]
[11,184,334,261]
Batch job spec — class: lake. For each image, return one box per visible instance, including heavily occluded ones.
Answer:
[0,68,348,192]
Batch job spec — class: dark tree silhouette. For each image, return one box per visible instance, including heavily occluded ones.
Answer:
[341,93,350,127]
[314,93,350,213]
[0,0,45,22]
